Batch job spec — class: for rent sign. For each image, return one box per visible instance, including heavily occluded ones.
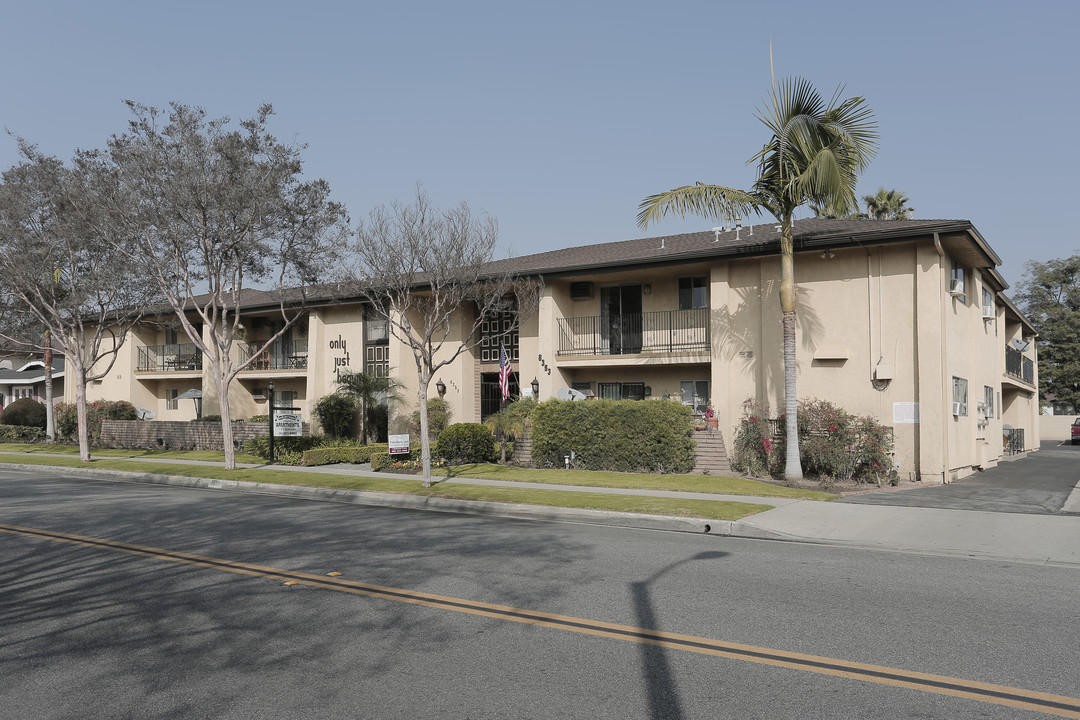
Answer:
[273,413,303,437]
[388,434,410,455]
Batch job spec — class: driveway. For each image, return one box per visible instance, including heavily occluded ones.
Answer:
[840,443,1080,515]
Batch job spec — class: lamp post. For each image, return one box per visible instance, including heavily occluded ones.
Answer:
[267,380,275,464]
[531,377,539,398]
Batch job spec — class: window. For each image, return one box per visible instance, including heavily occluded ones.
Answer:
[598,382,645,401]
[982,288,994,319]
[364,305,390,377]
[166,388,178,410]
[479,308,519,363]
[277,390,296,408]
[952,377,968,416]
[680,380,710,412]
[983,386,994,419]
[949,261,966,298]
[165,328,179,346]
[679,277,708,310]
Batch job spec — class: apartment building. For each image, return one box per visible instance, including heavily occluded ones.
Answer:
[77,218,1039,483]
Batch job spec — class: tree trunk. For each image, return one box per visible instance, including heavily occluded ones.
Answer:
[75,372,91,462]
[779,221,803,482]
[216,369,236,470]
[417,375,433,486]
[44,331,54,443]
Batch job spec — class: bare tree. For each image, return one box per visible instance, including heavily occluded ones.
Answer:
[95,102,349,469]
[0,142,158,460]
[352,188,540,486]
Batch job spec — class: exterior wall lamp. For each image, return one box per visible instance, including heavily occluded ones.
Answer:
[531,377,539,397]
[436,378,446,397]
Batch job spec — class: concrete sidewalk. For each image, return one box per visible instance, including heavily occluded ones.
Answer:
[3,451,1078,567]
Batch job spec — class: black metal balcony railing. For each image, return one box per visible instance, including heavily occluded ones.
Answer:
[137,343,202,372]
[557,309,709,357]
[240,338,309,370]
[1005,345,1034,384]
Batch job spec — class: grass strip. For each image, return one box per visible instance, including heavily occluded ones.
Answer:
[0,443,265,464]
[439,463,835,500]
[0,454,772,522]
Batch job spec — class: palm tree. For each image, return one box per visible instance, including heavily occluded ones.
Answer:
[335,368,403,443]
[863,187,914,220]
[637,77,877,481]
[483,397,536,464]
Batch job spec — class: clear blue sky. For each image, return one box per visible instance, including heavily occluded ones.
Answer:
[2,0,1076,291]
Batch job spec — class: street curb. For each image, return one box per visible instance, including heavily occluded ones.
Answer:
[1,462,790,539]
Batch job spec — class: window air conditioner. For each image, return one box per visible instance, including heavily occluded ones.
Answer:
[949,279,965,296]
[952,402,963,416]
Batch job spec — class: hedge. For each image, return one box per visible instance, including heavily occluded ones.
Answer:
[435,423,495,464]
[0,399,47,429]
[243,434,325,460]
[301,443,388,466]
[0,424,47,443]
[529,399,695,473]
[55,400,138,443]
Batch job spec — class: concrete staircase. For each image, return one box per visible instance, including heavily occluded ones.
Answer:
[691,428,731,475]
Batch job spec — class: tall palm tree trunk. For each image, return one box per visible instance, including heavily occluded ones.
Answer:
[779,226,803,481]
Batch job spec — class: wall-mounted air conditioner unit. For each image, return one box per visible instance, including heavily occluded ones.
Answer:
[952,402,963,416]
[569,282,593,300]
[949,279,965,296]
[982,305,994,319]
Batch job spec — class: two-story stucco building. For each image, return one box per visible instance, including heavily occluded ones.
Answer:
[76,218,1039,483]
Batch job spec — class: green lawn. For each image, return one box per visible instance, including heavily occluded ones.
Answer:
[439,463,835,500]
[0,443,265,465]
[0,446,776,522]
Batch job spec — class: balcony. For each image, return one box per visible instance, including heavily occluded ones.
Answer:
[1005,345,1034,385]
[557,309,709,357]
[240,338,308,371]
[137,343,202,372]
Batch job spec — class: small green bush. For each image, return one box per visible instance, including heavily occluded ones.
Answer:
[435,423,495,464]
[249,414,269,422]
[314,394,358,438]
[54,400,138,444]
[243,434,324,460]
[195,414,222,423]
[0,398,47,429]
[410,397,452,440]
[0,424,47,442]
[530,399,695,473]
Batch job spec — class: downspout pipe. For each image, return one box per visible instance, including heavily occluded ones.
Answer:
[934,233,950,483]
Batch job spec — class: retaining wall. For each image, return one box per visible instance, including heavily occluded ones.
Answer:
[100,420,309,451]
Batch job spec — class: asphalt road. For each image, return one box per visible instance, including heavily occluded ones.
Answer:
[2,468,1079,719]
[840,443,1080,514]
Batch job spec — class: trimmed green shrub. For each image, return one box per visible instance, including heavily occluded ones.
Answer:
[0,424,47,442]
[54,400,138,444]
[529,399,695,473]
[243,434,324,460]
[435,423,495,464]
[314,394,358,438]
[194,414,222,423]
[1,398,46,429]
[249,414,269,422]
[302,443,389,466]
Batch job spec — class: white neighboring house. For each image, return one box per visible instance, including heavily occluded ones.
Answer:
[0,356,65,411]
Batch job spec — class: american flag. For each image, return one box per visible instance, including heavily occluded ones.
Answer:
[498,343,511,402]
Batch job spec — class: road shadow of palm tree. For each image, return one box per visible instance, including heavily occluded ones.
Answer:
[631,549,729,719]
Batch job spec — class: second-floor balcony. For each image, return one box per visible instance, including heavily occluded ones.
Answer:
[240,338,309,371]
[137,343,202,372]
[1005,345,1034,384]
[557,309,709,357]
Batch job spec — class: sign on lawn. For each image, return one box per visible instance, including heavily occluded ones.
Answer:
[388,434,411,455]
[273,413,303,437]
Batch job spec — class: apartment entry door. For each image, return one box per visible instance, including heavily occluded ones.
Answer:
[601,285,642,355]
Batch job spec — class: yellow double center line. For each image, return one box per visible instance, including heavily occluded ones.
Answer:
[4,522,1079,718]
